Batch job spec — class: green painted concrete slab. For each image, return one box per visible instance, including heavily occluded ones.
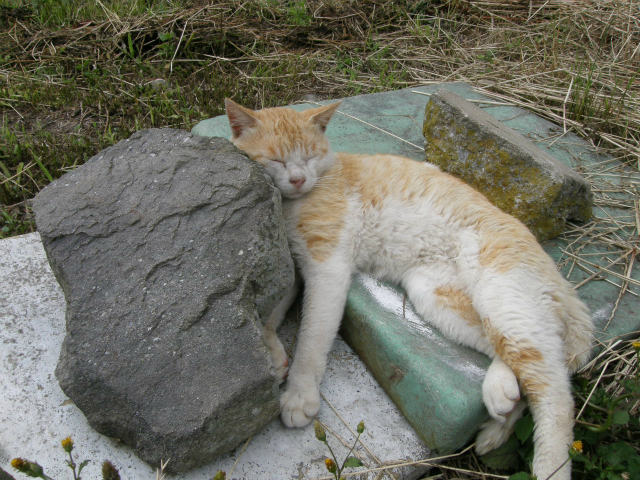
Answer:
[192,83,640,453]
[342,274,489,452]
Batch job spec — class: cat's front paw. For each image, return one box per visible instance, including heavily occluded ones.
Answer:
[280,384,320,428]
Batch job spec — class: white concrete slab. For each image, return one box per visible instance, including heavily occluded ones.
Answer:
[1,233,429,480]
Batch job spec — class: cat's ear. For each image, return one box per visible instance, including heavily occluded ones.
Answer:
[225,98,258,139]
[306,101,341,133]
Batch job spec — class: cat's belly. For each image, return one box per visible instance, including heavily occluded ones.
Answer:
[352,199,479,283]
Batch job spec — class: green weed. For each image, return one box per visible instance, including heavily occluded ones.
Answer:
[314,420,365,479]
[2,0,184,28]
[0,3,638,480]
[286,0,311,27]
[11,437,105,480]
[569,343,640,480]
[1,0,634,237]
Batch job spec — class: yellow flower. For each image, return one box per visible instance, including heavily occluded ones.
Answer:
[212,471,226,480]
[571,440,583,453]
[325,458,337,473]
[61,436,74,453]
[632,341,640,350]
[11,458,43,476]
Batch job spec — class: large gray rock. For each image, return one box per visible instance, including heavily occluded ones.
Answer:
[32,129,295,472]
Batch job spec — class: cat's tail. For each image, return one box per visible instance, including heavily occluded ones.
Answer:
[554,279,594,373]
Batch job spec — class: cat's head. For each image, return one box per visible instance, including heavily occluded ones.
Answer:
[225,99,340,199]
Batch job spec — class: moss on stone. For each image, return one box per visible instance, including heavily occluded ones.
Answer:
[423,97,591,241]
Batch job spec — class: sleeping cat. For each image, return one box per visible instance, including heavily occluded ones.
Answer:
[224,98,593,480]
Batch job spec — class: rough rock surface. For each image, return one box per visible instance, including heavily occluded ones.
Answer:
[32,129,294,472]
[0,467,15,480]
[423,89,592,240]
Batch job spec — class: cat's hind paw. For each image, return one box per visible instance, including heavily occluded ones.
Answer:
[475,400,526,455]
[475,418,512,455]
[482,360,520,422]
[280,385,320,428]
[269,342,289,384]
[263,327,289,384]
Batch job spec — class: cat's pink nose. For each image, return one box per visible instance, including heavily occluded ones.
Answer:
[290,177,306,188]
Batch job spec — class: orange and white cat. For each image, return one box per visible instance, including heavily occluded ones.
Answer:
[224,98,593,480]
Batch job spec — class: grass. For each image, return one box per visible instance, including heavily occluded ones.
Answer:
[1,0,639,479]
[1,0,638,239]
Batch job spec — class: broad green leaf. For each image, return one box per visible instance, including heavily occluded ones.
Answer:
[342,457,363,468]
[508,472,533,480]
[601,442,634,466]
[515,414,534,443]
[612,410,630,425]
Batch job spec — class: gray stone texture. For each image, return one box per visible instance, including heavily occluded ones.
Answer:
[423,89,592,241]
[32,129,295,472]
[0,467,15,480]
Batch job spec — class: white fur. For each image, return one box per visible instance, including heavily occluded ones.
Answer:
[476,401,527,454]
[263,277,300,382]
[280,223,354,426]
[483,356,521,422]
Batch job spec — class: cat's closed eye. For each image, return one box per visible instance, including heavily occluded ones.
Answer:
[258,156,284,165]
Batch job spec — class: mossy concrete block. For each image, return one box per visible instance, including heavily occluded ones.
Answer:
[423,89,592,241]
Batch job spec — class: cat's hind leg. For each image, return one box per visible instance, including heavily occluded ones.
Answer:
[402,266,524,449]
[263,276,300,383]
[401,265,495,357]
[474,282,575,480]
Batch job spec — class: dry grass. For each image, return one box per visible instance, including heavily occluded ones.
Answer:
[2,0,638,235]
